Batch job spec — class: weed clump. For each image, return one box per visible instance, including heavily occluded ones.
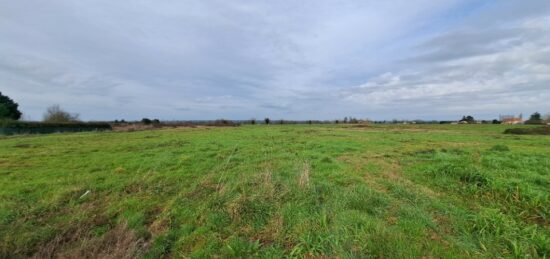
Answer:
[440,148,466,155]
[345,186,389,215]
[459,170,491,187]
[428,163,492,188]
[490,144,510,152]
[414,149,436,157]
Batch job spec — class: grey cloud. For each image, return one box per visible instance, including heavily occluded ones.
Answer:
[1,0,548,120]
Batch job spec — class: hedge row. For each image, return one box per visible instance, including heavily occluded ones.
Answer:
[0,121,112,135]
[503,126,550,135]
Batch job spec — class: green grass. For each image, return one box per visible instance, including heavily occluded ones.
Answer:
[0,124,549,258]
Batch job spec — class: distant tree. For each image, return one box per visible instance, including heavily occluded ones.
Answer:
[307,120,313,125]
[0,92,22,120]
[152,119,160,124]
[43,105,79,122]
[264,118,270,125]
[343,117,348,123]
[459,115,475,124]
[492,119,501,124]
[250,118,256,125]
[279,119,284,125]
[214,119,231,125]
[141,118,152,125]
[335,120,339,124]
[525,112,543,124]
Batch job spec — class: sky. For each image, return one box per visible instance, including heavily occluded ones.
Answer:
[1,0,549,121]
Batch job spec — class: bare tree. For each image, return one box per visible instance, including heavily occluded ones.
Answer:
[43,105,79,122]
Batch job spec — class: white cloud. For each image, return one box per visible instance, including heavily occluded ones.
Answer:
[343,6,550,119]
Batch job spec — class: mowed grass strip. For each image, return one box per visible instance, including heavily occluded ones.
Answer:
[0,124,549,258]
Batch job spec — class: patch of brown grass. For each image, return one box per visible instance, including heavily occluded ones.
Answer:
[185,178,218,199]
[227,194,248,222]
[258,164,276,199]
[298,162,310,188]
[34,222,148,259]
[255,214,284,245]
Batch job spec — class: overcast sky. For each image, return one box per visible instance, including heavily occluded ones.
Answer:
[1,0,549,121]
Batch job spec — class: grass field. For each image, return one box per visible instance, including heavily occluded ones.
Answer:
[1,124,549,258]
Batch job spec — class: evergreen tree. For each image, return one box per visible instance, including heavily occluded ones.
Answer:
[0,92,22,120]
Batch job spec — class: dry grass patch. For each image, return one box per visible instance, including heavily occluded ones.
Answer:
[298,162,311,188]
[34,222,148,259]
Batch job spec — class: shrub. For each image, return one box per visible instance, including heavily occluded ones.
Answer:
[264,118,270,125]
[141,118,152,125]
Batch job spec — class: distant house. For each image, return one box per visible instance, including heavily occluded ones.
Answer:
[500,114,523,125]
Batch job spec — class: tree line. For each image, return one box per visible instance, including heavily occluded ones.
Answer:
[1,92,549,125]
